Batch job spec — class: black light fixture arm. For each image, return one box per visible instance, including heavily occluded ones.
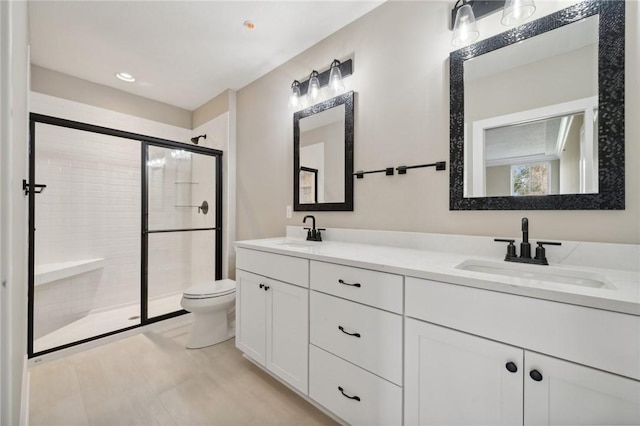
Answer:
[297,59,353,96]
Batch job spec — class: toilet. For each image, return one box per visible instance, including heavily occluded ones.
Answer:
[180,279,236,349]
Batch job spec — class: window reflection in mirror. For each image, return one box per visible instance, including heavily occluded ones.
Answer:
[463,14,599,198]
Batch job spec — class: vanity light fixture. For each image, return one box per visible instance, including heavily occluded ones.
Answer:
[450,0,537,46]
[308,70,321,103]
[115,72,136,83]
[288,80,301,109]
[286,58,353,108]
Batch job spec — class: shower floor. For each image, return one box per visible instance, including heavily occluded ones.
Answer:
[34,292,185,353]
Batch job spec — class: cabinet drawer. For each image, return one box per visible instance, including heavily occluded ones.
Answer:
[309,345,402,426]
[310,261,402,313]
[310,291,402,385]
[406,277,640,381]
[236,248,308,287]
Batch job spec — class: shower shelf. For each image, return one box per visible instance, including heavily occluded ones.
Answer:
[35,258,105,286]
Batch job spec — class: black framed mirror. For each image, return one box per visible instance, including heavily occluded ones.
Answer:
[450,0,624,210]
[294,91,354,211]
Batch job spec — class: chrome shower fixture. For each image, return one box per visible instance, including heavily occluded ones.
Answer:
[191,134,207,144]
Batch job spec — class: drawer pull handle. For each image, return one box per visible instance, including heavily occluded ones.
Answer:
[338,325,361,338]
[338,386,361,402]
[529,369,543,382]
[338,279,361,288]
[505,362,518,373]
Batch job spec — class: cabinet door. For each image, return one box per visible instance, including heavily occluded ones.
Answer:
[405,319,523,426]
[235,270,266,364]
[524,352,640,425]
[266,279,309,394]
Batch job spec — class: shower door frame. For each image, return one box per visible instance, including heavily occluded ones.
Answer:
[27,113,223,358]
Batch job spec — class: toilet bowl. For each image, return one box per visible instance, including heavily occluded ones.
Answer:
[180,279,236,349]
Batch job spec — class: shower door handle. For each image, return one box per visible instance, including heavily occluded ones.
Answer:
[23,179,47,196]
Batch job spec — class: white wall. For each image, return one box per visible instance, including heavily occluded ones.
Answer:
[236,0,640,245]
[0,1,29,424]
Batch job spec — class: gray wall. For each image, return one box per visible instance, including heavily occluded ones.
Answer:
[31,65,192,129]
[236,1,640,244]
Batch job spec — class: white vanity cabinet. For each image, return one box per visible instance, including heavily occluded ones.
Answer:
[308,261,404,425]
[235,248,309,394]
[405,277,640,426]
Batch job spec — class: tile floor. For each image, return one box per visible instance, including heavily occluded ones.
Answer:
[29,324,336,426]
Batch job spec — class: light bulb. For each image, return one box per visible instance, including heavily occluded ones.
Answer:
[308,70,320,103]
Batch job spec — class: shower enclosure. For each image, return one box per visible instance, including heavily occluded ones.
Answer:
[27,114,222,357]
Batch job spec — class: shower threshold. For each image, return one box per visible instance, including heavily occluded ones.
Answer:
[33,292,184,354]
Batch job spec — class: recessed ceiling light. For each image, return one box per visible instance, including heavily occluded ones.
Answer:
[243,20,255,30]
[116,72,136,83]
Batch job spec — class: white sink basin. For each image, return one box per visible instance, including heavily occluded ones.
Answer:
[456,259,614,289]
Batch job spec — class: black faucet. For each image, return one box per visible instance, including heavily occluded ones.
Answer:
[495,217,561,265]
[303,215,325,242]
[520,217,531,259]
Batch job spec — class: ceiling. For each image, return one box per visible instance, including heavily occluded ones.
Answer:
[28,1,384,111]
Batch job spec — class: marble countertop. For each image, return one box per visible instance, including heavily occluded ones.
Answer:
[235,237,640,316]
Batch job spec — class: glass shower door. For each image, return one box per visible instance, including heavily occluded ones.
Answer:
[145,145,221,319]
[30,121,142,354]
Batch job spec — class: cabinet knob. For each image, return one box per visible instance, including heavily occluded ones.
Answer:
[338,386,361,402]
[264,285,270,291]
[529,369,543,382]
[259,283,264,289]
[505,362,518,373]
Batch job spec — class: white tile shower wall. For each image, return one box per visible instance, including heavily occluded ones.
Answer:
[30,92,194,339]
[33,124,141,339]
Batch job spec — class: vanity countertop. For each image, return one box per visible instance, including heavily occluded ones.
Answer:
[235,237,640,316]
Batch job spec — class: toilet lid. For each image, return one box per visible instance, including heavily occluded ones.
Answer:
[184,279,236,298]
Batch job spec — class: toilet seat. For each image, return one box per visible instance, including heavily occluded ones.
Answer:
[183,279,236,300]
